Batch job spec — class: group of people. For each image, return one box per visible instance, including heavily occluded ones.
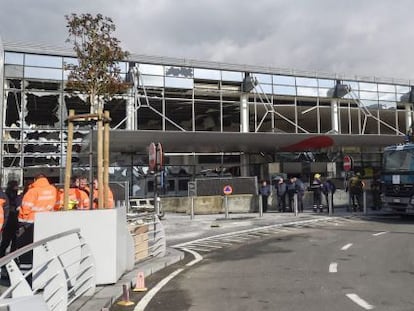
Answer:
[259,176,306,213]
[0,173,115,280]
[259,174,337,213]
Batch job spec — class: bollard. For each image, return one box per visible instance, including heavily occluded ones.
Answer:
[133,271,148,292]
[117,284,135,306]
[294,193,298,216]
[363,190,367,215]
[190,196,195,220]
[328,192,333,216]
[224,195,229,219]
[258,195,263,217]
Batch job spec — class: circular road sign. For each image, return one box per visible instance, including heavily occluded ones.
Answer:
[343,155,353,172]
[223,185,233,195]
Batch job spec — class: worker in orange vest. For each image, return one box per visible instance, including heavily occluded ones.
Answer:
[92,178,114,209]
[56,177,90,210]
[16,174,58,275]
[0,189,9,236]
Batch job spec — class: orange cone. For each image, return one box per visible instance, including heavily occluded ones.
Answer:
[133,271,148,292]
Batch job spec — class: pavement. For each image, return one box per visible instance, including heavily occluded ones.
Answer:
[70,207,386,311]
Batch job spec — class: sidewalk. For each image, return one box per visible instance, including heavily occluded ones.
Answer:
[71,208,380,311]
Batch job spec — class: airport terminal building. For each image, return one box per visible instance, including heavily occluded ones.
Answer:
[0,38,411,196]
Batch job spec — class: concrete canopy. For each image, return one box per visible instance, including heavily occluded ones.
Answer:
[87,130,405,154]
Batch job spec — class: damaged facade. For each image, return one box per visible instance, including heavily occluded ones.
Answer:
[0,39,412,197]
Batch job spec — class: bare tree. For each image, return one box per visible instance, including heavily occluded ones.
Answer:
[65,13,129,113]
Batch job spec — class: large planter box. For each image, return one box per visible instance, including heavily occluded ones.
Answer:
[34,207,134,285]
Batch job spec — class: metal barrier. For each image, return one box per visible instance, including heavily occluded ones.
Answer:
[0,229,96,311]
[127,214,166,262]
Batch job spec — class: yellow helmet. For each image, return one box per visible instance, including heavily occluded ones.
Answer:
[314,173,321,179]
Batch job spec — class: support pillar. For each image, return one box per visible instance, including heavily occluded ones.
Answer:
[240,93,250,176]
[330,98,339,133]
[405,103,413,132]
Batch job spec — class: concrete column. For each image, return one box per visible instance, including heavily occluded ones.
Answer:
[240,94,249,133]
[405,103,413,132]
[330,98,339,133]
[126,96,136,130]
[240,93,249,176]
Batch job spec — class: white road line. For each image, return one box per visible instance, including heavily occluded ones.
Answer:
[372,231,388,236]
[182,248,203,267]
[134,268,184,311]
[341,243,353,250]
[329,262,338,273]
[346,293,374,310]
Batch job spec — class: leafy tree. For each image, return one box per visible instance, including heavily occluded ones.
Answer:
[65,13,129,113]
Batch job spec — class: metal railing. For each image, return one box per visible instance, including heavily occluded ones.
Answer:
[127,214,166,261]
[0,229,96,311]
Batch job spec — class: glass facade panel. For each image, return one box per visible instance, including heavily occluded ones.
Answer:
[379,101,397,110]
[378,92,396,101]
[396,85,410,94]
[297,87,318,97]
[273,75,295,85]
[194,68,221,80]
[5,52,24,65]
[253,73,272,84]
[25,54,62,68]
[359,91,378,101]
[377,83,395,93]
[318,87,332,97]
[259,84,273,94]
[63,57,78,66]
[165,77,193,89]
[344,80,359,92]
[165,66,193,78]
[140,75,164,87]
[318,79,335,88]
[24,67,62,80]
[221,70,243,82]
[362,100,379,109]
[274,85,296,96]
[296,77,317,87]
[5,65,24,78]
[138,64,164,75]
[359,82,377,91]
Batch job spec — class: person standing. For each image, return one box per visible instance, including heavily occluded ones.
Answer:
[16,174,58,276]
[259,180,271,213]
[275,178,287,212]
[348,172,364,212]
[322,179,336,212]
[294,176,306,213]
[287,177,297,212]
[92,178,114,209]
[0,180,19,258]
[309,173,323,212]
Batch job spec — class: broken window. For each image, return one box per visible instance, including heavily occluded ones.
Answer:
[24,92,60,128]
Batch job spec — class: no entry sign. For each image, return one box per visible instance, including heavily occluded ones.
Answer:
[343,155,353,172]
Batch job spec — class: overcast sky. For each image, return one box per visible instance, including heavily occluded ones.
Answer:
[1,0,414,80]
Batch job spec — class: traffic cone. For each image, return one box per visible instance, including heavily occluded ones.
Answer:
[133,271,148,292]
[117,284,135,306]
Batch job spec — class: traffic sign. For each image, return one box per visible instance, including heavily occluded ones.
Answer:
[223,185,233,195]
[343,155,353,172]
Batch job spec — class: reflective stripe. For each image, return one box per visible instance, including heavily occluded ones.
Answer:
[18,219,34,224]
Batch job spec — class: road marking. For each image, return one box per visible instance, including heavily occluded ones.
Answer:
[183,248,203,267]
[346,293,374,310]
[372,231,388,236]
[134,268,184,311]
[329,262,338,273]
[341,243,353,250]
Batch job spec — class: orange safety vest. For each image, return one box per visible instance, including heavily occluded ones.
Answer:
[19,177,58,223]
[56,187,90,210]
[92,187,114,209]
[0,194,7,231]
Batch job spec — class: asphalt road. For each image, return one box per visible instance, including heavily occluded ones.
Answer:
[138,215,414,311]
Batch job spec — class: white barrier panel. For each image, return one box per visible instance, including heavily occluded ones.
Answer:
[34,207,134,285]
